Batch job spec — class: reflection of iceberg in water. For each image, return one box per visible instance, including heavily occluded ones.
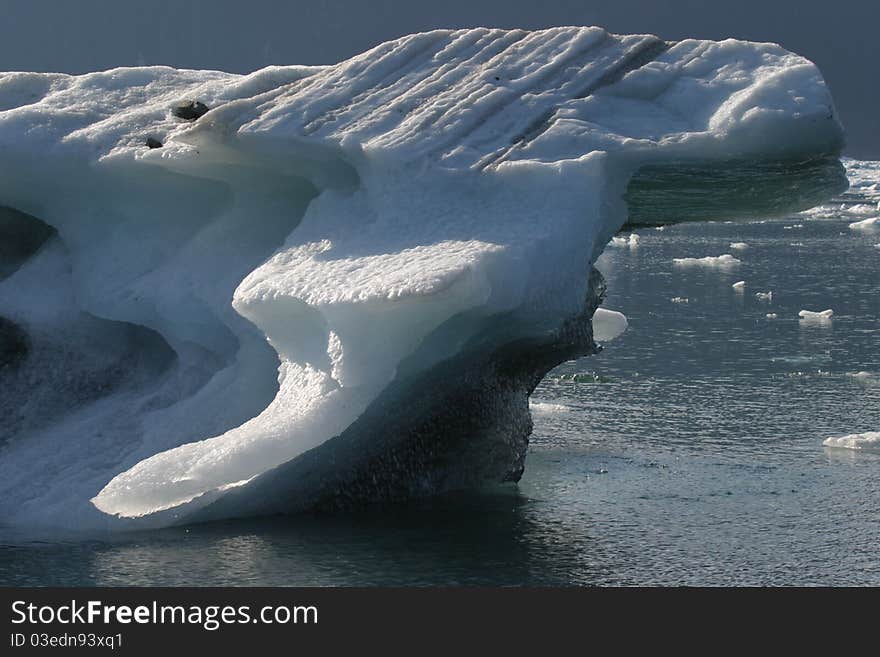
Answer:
[0,26,847,528]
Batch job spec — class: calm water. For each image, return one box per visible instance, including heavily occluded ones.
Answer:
[2,160,878,586]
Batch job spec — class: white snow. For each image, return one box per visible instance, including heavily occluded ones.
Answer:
[823,432,880,451]
[0,26,846,528]
[673,254,741,268]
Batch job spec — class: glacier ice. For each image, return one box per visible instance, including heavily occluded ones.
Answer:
[0,27,847,528]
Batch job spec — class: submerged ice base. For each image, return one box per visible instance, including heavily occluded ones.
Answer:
[0,27,845,528]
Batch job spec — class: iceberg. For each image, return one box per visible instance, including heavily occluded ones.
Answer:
[0,27,846,528]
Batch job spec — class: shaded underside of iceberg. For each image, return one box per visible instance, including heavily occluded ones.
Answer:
[0,26,846,529]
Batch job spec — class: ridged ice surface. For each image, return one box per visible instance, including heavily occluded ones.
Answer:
[0,27,845,528]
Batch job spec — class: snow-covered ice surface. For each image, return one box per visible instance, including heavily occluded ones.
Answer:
[0,27,846,529]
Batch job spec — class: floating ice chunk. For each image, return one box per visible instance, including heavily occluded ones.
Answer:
[849,217,879,230]
[823,432,880,451]
[592,308,628,342]
[730,242,749,250]
[609,233,640,248]
[529,401,571,415]
[799,309,833,319]
[654,226,666,231]
[755,291,774,301]
[847,204,877,215]
[671,297,689,304]
[732,280,746,289]
[798,309,833,325]
[673,254,741,268]
[766,313,778,319]
[874,244,880,249]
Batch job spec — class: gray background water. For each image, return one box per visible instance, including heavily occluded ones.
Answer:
[2,164,877,586]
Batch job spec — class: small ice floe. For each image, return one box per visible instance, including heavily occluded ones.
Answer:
[822,432,880,451]
[798,309,833,324]
[874,243,880,249]
[729,242,749,250]
[609,233,640,248]
[849,217,879,230]
[846,371,878,387]
[783,224,804,230]
[846,203,878,216]
[670,297,689,304]
[592,308,628,342]
[766,313,778,319]
[557,372,611,384]
[732,280,746,290]
[654,226,666,231]
[755,291,773,301]
[529,401,571,415]
[672,254,741,268]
